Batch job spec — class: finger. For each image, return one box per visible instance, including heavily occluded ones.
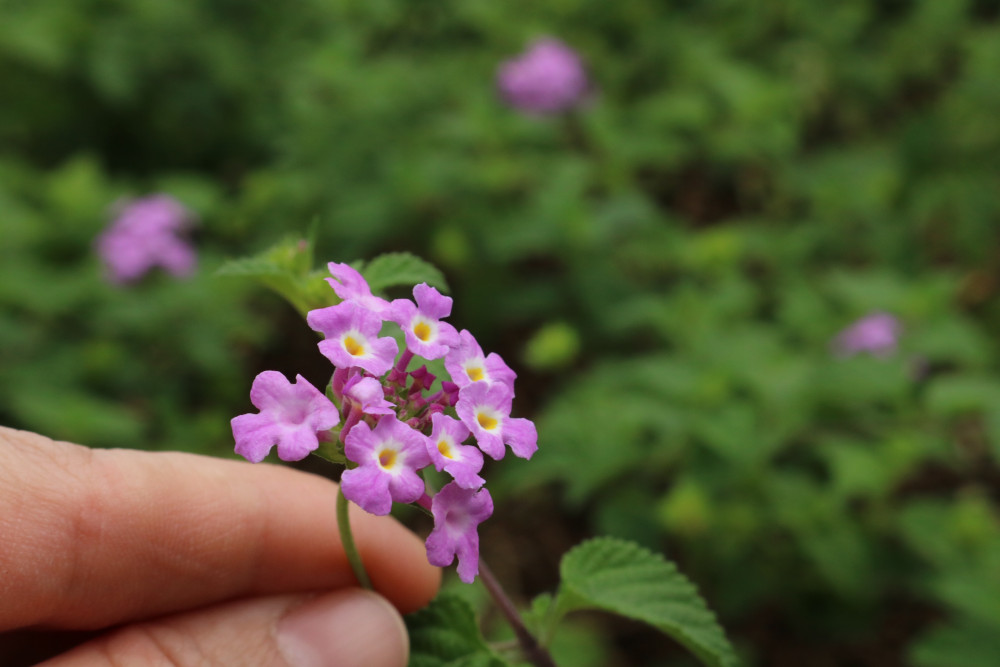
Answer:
[0,427,440,631]
[40,589,408,667]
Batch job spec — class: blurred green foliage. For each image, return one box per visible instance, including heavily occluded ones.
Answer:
[3,0,1000,664]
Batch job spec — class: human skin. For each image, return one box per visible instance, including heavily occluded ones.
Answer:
[0,426,441,666]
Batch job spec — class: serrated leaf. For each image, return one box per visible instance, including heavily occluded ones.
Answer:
[215,254,287,280]
[216,237,331,316]
[406,594,508,667]
[362,252,449,294]
[554,537,739,667]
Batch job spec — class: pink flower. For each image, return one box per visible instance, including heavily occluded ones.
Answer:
[387,283,460,360]
[833,312,901,358]
[96,194,196,284]
[427,414,485,490]
[231,372,340,463]
[426,483,494,583]
[343,374,396,417]
[445,330,516,390]
[325,262,391,314]
[341,416,431,515]
[497,38,589,115]
[455,381,537,461]
[307,302,399,376]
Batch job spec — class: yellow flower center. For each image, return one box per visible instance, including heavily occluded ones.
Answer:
[477,413,498,431]
[437,440,454,459]
[467,366,485,382]
[413,321,432,342]
[378,449,396,469]
[344,336,365,357]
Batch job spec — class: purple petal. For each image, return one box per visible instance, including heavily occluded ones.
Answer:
[326,262,390,313]
[426,484,494,583]
[503,417,538,460]
[341,465,393,515]
[387,467,427,505]
[413,283,453,320]
[231,413,281,464]
[232,372,339,463]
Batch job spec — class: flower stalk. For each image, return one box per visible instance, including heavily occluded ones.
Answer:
[478,559,556,667]
[337,485,373,590]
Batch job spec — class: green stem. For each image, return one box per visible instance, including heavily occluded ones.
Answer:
[337,485,373,590]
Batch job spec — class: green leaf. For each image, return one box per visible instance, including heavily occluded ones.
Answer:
[361,252,449,294]
[406,594,508,667]
[911,618,1000,667]
[924,375,1000,415]
[553,537,739,667]
[216,236,331,317]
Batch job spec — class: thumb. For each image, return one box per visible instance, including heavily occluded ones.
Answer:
[40,589,409,667]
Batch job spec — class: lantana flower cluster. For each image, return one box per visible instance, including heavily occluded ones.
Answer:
[96,194,196,284]
[832,311,901,359]
[231,263,537,583]
[497,37,590,115]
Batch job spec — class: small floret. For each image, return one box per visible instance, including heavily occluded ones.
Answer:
[308,302,399,376]
[343,374,396,417]
[456,381,538,461]
[231,371,340,463]
[426,483,494,583]
[388,283,460,360]
[427,414,485,489]
[325,262,391,314]
[445,330,516,390]
[341,416,431,515]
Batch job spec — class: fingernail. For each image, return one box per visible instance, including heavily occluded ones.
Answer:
[277,590,408,667]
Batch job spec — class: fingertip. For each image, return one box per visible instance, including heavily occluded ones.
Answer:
[278,590,408,667]
[350,504,442,614]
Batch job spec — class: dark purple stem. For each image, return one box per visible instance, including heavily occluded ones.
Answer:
[478,560,557,667]
[414,493,555,666]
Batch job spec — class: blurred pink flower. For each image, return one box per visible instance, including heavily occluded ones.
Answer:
[96,194,196,284]
[497,37,589,114]
[832,312,902,358]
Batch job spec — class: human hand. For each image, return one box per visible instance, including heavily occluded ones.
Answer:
[0,426,441,666]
